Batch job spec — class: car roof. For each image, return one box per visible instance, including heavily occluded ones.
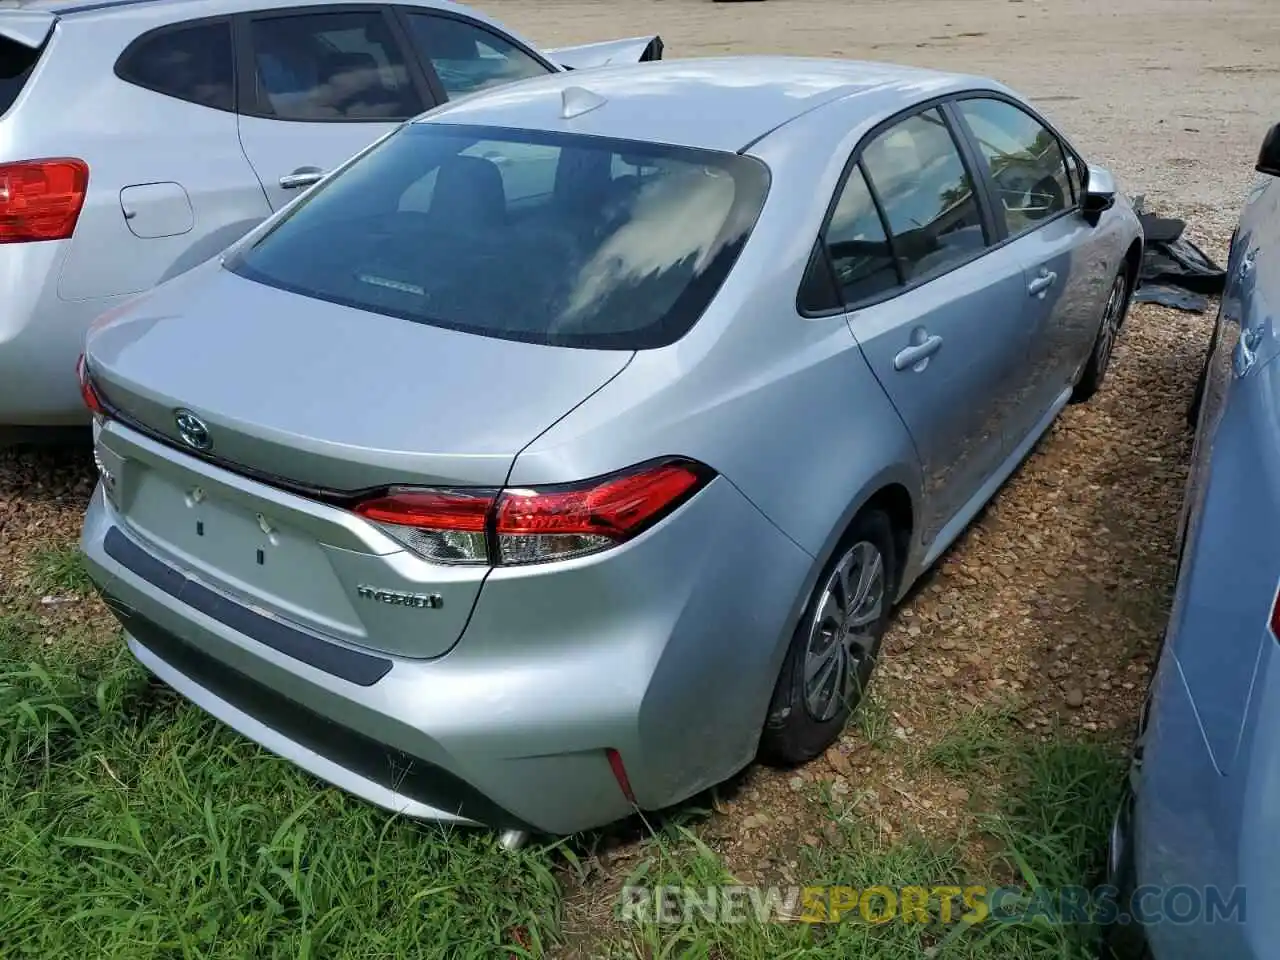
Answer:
[418,57,996,154]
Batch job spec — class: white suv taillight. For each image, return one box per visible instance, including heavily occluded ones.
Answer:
[353,458,714,566]
[0,159,89,244]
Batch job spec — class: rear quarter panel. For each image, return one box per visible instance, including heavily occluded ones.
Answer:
[17,13,271,303]
[501,95,927,791]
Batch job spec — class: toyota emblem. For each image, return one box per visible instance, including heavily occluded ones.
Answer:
[174,409,212,452]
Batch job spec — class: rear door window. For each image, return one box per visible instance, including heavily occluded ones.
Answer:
[247,10,423,120]
[0,35,44,117]
[227,124,770,349]
[402,13,550,99]
[822,165,900,304]
[860,108,990,283]
[116,21,235,112]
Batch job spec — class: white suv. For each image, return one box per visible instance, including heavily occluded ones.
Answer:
[0,0,659,434]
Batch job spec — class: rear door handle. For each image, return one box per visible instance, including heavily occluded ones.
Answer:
[279,167,325,190]
[1239,248,1258,280]
[893,334,943,371]
[1028,271,1058,297]
[1235,326,1262,377]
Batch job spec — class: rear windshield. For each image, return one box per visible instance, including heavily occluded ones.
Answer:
[227,123,770,350]
[0,36,43,117]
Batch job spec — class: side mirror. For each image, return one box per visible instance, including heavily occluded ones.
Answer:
[1256,123,1280,177]
[1082,164,1116,226]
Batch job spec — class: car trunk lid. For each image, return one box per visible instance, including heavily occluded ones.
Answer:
[87,261,633,492]
[87,263,632,659]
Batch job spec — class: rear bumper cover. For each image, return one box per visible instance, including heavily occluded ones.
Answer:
[114,600,528,830]
[0,241,126,426]
[83,464,813,834]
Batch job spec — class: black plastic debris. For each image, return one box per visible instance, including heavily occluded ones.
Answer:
[1131,196,1226,312]
[1132,284,1209,313]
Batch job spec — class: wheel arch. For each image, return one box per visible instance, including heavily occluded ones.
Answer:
[796,467,923,636]
[1123,237,1143,300]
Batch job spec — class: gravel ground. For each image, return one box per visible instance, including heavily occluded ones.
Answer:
[486,0,1280,253]
[0,0,1266,948]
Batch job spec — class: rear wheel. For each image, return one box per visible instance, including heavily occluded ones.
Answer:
[1072,267,1131,403]
[759,509,896,765]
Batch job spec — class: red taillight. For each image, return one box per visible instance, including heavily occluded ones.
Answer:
[76,353,105,417]
[353,488,494,565]
[496,461,704,538]
[352,458,712,566]
[0,159,90,244]
[355,489,491,531]
[1271,586,1280,640]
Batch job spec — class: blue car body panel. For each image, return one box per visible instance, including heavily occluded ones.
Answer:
[1127,170,1280,958]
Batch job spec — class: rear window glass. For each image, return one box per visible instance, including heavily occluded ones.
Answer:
[0,36,43,117]
[226,123,770,350]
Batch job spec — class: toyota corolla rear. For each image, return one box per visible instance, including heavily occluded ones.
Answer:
[79,119,805,835]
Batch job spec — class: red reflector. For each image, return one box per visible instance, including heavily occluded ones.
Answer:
[76,353,105,416]
[353,488,494,531]
[0,159,90,244]
[606,748,636,805]
[496,460,705,538]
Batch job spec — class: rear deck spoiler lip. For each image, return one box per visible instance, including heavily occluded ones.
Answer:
[0,9,55,48]
[545,35,663,71]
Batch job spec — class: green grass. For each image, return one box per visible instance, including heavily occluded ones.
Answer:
[852,688,893,751]
[924,702,1019,777]
[0,610,1124,959]
[0,625,561,958]
[30,545,94,596]
[614,714,1123,960]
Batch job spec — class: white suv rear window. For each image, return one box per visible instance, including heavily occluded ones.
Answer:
[0,35,43,117]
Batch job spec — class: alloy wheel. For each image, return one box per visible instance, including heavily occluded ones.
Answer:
[1095,274,1128,379]
[802,540,886,722]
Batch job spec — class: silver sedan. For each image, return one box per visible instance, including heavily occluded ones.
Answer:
[80,56,1143,842]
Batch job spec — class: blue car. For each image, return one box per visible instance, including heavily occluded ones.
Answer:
[1106,123,1280,959]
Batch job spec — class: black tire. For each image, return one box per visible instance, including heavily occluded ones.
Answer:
[1072,266,1132,403]
[759,508,897,766]
[1100,781,1154,960]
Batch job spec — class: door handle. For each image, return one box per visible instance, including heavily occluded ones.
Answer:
[1028,271,1058,297]
[1234,327,1262,377]
[1239,248,1258,281]
[279,167,325,190]
[893,334,943,371]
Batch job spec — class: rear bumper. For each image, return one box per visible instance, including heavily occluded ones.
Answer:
[82,466,814,834]
[0,240,125,426]
[116,605,518,829]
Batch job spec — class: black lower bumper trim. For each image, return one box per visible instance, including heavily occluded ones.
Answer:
[112,598,534,833]
[103,525,391,686]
